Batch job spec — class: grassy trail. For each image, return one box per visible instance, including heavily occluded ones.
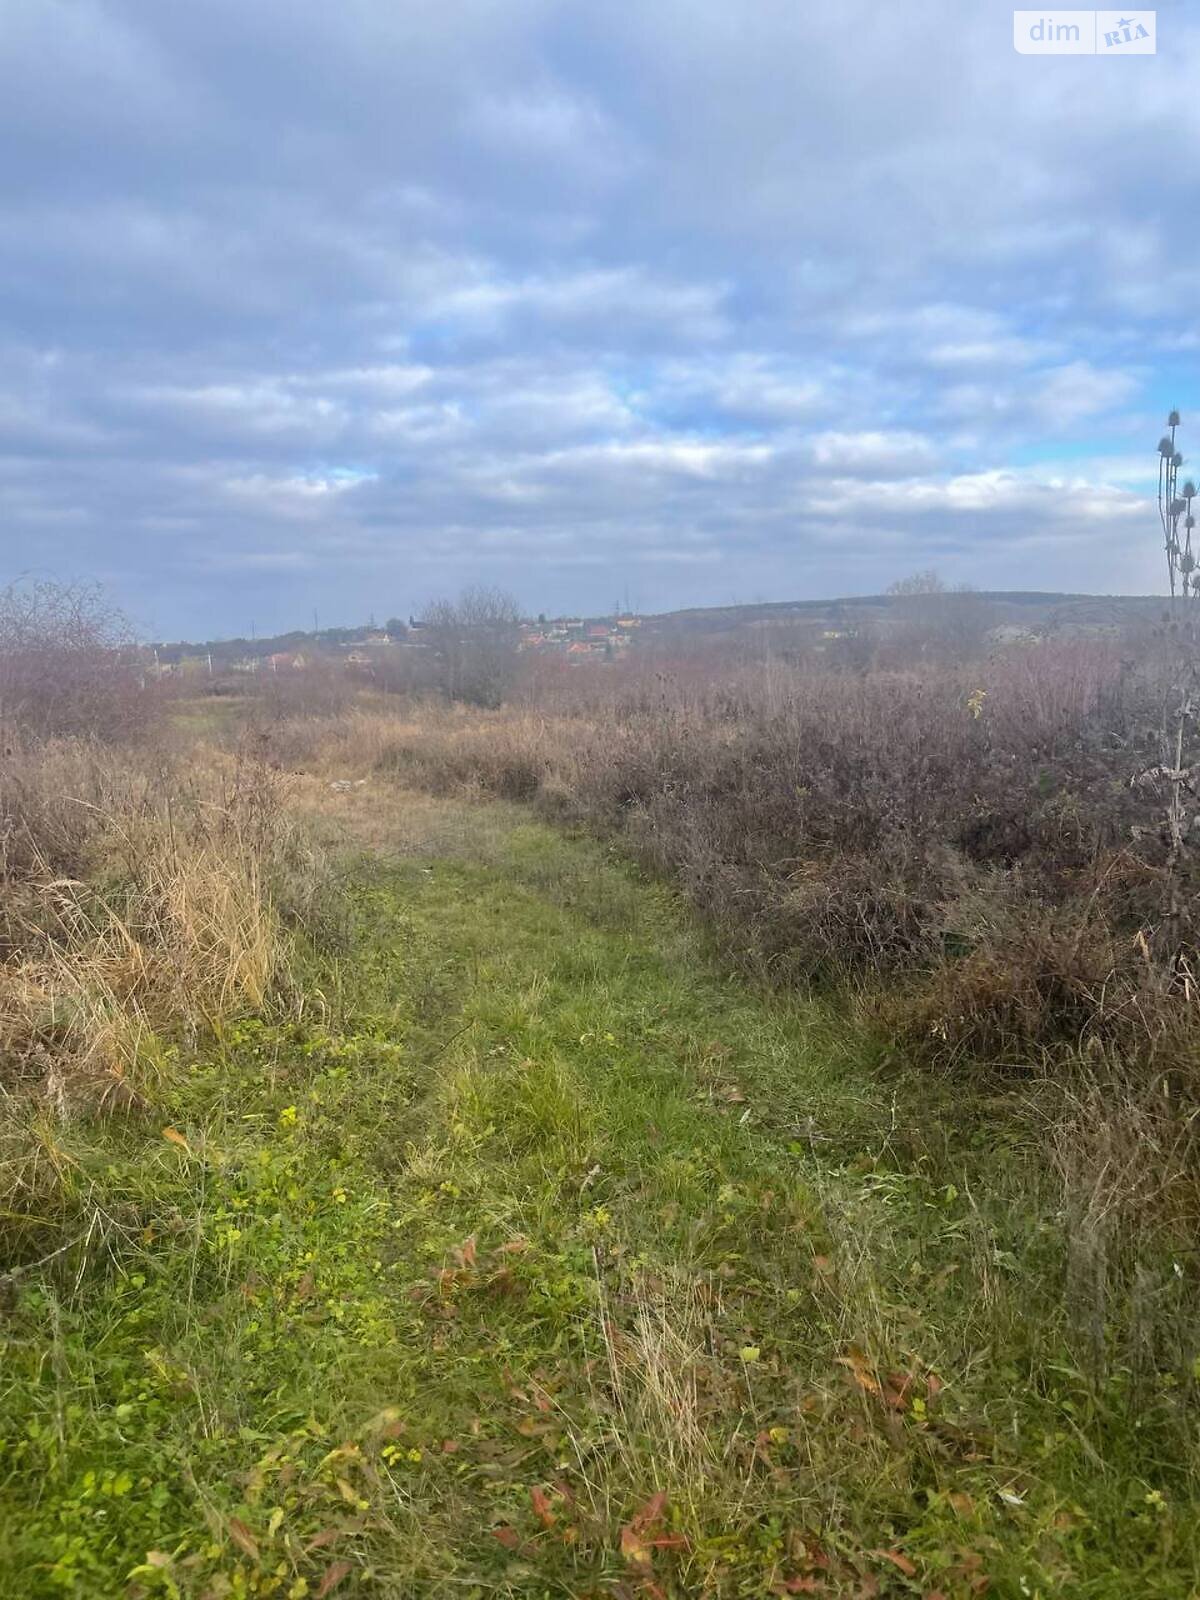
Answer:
[1,794,1196,1598]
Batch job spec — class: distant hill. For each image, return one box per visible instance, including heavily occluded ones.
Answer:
[160,592,1168,656]
[637,591,1168,638]
[150,620,407,666]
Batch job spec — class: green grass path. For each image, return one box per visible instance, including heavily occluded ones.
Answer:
[2,804,1196,1598]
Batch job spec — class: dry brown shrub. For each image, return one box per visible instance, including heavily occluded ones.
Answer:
[253,655,356,721]
[342,639,1188,1071]
[0,579,163,745]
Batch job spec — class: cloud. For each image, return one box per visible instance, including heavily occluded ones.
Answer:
[0,0,1190,634]
[419,264,730,346]
[1032,362,1140,425]
[807,431,940,475]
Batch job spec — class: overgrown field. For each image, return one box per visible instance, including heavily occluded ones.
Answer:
[283,641,1200,1097]
[4,772,1199,1598]
[4,623,1200,1596]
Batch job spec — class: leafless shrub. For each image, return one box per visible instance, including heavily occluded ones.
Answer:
[254,654,355,721]
[347,643,439,698]
[360,641,1182,1058]
[0,579,160,744]
[420,586,522,708]
[881,571,998,666]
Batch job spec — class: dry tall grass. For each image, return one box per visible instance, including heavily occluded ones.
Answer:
[0,737,322,1268]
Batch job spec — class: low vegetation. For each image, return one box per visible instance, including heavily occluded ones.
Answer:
[0,580,162,744]
[4,580,1200,1596]
[270,632,1200,1409]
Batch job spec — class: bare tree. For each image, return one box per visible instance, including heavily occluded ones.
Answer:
[421,586,523,708]
[887,569,946,598]
[0,579,156,742]
[885,571,994,664]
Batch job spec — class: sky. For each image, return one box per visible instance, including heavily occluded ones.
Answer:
[0,1,1194,639]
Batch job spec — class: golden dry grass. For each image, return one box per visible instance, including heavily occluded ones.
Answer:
[0,740,304,1107]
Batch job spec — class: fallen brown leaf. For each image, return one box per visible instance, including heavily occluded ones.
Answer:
[873,1548,917,1577]
[837,1344,882,1398]
[620,1525,651,1568]
[226,1518,259,1561]
[315,1560,353,1597]
[633,1490,668,1528]
[455,1236,477,1268]
[530,1485,557,1527]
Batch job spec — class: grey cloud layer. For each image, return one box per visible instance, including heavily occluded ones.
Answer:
[0,0,1187,634]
